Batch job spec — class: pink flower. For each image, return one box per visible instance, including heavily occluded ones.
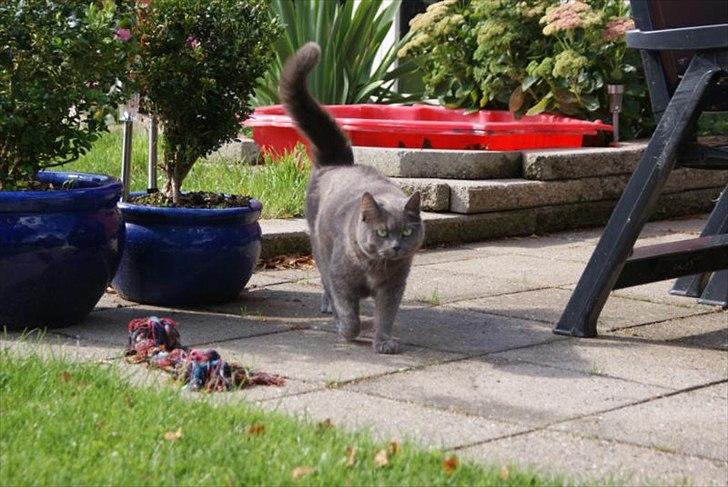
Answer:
[186,35,201,49]
[603,17,635,41]
[114,28,132,42]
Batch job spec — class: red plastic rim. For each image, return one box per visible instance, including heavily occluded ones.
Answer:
[244,104,613,154]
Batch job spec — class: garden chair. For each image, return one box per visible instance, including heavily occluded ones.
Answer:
[554,0,728,337]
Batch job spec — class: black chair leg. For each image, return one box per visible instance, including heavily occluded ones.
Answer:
[698,270,728,307]
[670,186,728,298]
[554,54,725,338]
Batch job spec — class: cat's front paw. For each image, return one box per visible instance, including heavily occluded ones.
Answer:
[373,338,401,354]
[321,293,333,314]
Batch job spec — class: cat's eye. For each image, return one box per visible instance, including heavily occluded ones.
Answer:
[402,228,413,237]
[376,228,388,237]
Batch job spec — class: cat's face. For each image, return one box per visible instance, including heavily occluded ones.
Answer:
[356,192,424,260]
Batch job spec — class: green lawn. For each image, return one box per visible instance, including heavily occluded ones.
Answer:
[62,129,310,219]
[0,350,557,486]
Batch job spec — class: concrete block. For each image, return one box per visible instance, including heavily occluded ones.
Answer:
[522,141,647,180]
[354,146,522,179]
[395,178,450,211]
[206,136,260,164]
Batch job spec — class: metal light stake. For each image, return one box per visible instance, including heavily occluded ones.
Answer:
[607,84,624,144]
[120,111,134,202]
[147,116,158,192]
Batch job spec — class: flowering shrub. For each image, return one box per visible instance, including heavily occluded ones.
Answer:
[0,0,135,190]
[399,0,653,139]
[132,0,280,203]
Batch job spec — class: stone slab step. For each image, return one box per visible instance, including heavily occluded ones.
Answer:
[260,187,721,259]
[353,146,521,179]
[521,141,647,181]
[446,168,728,214]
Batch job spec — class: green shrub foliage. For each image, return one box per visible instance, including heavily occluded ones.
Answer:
[399,0,653,140]
[0,0,135,190]
[134,0,280,202]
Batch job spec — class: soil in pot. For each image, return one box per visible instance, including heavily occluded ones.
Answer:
[131,191,251,209]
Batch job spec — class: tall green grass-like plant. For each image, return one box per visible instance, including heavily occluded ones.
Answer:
[253,0,421,106]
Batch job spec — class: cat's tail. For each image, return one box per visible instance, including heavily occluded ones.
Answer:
[279,42,354,166]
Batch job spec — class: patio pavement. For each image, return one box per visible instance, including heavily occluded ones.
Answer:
[4,215,727,485]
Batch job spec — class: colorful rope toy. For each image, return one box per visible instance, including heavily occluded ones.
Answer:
[125,316,284,392]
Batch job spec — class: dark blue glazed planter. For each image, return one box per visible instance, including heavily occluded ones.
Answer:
[0,172,125,329]
[112,196,262,305]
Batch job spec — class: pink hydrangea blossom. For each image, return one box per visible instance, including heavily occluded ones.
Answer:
[602,17,635,41]
[186,35,201,49]
[115,28,132,42]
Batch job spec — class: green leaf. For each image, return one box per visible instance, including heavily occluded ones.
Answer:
[525,93,553,116]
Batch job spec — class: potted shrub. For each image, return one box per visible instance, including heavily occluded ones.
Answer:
[0,0,134,329]
[111,0,280,305]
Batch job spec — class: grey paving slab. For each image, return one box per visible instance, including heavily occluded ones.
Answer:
[209,329,461,384]
[348,357,669,427]
[0,333,120,361]
[187,378,320,403]
[413,245,503,267]
[262,389,528,449]
[259,218,310,259]
[448,170,726,214]
[450,287,708,331]
[354,146,521,179]
[392,306,563,355]
[492,336,728,389]
[58,305,289,348]
[612,279,723,307]
[553,384,728,462]
[203,282,326,324]
[522,141,646,180]
[96,290,136,310]
[425,254,588,288]
[613,311,728,350]
[401,264,546,305]
[421,209,537,246]
[396,178,451,211]
[459,429,728,486]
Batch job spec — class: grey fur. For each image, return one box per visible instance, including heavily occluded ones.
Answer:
[280,43,424,354]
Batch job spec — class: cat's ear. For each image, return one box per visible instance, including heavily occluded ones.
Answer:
[361,192,381,222]
[404,191,421,214]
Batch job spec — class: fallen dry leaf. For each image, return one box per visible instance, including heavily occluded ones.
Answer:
[163,429,183,442]
[317,418,334,432]
[442,455,459,475]
[291,466,314,479]
[59,371,72,383]
[345,446,358,467]
[258,254,315,271]
[374,448,389,468]
[500,464,510,481]
[247,422,266,436]
[387,440,401,455]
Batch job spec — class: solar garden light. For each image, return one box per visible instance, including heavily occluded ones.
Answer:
[607,84,624,144]
[147,115,158,192]
[119,93,139,202]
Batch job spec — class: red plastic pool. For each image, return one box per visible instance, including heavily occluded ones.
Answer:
[244,104,612,155]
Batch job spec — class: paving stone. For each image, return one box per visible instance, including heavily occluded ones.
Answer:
[0,334,120,361]
[393,306,563,354]
[522,141,646,180]
[348,357,668,427]
[206,136,259,163]
[421,210,536,246]
[413,244,502,267]
[95,291,136,310]
[210,329,461,384]
[402,264,546,305]
[260,218,310,259]
[354,146,521,179]
[57,305,289,348]
[613,311,728,350]
[395,178,450,211]
[491,336,728,389]
[450,287,709,331]
[553,384,728,462]
[611,279,722,307]
[425,254,587,288]
[188,379,320,403]
[204,281,326,325]
[261,389,528,448]
[459,429,728,486]
[448,170,726,214]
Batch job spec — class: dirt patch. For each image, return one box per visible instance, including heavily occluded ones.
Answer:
[258,254,315,271]
[131,191,252,209]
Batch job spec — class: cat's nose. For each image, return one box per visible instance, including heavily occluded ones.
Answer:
[392,244,401,252]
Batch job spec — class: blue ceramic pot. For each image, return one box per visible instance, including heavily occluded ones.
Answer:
[112,196,262,305]
[0,172,125,329]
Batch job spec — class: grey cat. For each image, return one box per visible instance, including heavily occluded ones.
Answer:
[280,43,424,354]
